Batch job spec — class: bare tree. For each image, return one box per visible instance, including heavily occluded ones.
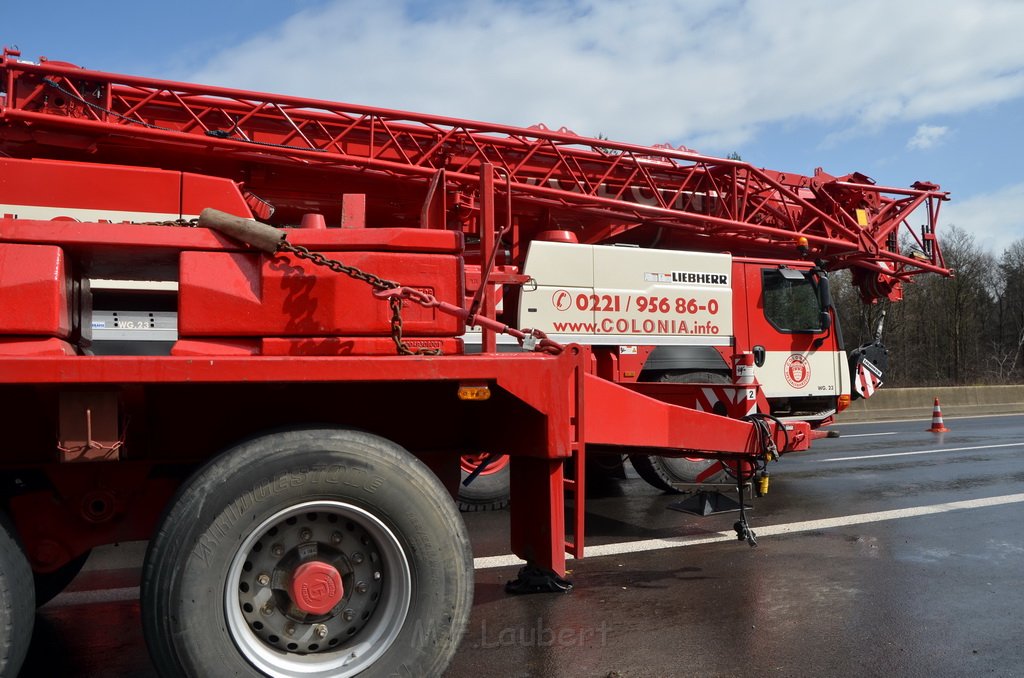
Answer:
[832,225,998,386]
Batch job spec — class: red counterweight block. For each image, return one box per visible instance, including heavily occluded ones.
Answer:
[0,243,73,338]
[177,250,464,339]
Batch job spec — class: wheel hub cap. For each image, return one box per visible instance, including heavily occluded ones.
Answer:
[291,561,344,615]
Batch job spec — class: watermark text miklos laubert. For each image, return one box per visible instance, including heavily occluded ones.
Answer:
[477,619,610,648]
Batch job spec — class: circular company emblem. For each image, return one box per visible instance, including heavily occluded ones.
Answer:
[552,289,573,311]
[784,354,811,388]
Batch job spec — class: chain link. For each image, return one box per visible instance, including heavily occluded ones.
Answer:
[279,242,442,356]
[134,218,544,356]
[138,218,200,227]
[130,219,439,355]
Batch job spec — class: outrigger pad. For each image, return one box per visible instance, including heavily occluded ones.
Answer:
[505,566,574,595]
[667,490,750,516]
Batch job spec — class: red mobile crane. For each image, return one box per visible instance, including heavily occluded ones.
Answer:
[0,49,949,504]
[0,49,948,677]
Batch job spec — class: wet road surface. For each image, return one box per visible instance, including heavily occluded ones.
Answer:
[19,414,1024,677]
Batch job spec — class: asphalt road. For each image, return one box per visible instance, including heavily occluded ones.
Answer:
[19,413,1024,677]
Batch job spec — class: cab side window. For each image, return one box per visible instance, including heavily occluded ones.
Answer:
[762,270,822,332]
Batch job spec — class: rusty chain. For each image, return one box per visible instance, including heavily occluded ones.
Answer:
[128,218,441,354]
[143,214,562,356]
[276,242,563,356]
[278,242,442,356]
[148,218,200,227]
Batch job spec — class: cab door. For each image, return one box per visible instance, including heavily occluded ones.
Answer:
[738,262,843,416]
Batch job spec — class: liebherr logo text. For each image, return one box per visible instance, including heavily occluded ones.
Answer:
[671,271,729,285]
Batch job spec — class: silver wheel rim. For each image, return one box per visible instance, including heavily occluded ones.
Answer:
[225,500,412,677]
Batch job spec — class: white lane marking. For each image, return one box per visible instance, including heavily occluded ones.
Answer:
[45,586,140,607]
[473,492,1024,570]
[836,411,1024,425]
[839,432,897,438]
[815,441,1024,462]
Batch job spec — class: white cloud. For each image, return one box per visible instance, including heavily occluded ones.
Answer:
[943,182,1024,255]
[907,125,950,150]
[180,0,1024,153]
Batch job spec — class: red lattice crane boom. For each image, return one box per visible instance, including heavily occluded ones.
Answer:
[0,49,949,301]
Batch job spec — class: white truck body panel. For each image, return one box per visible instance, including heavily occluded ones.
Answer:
[519,241,732,346]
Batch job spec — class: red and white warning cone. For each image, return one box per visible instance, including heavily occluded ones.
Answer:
[927,397,949,433]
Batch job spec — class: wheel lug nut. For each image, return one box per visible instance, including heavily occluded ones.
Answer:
[299,528,313,541]
[373,571,381,581]
[261,603,274,616]
[284,623,295,636]
[355,581,368,594]
[351,552,364,564]
[314,623,329,639]
[343,608,355,622]
[257,573,271,586]
[331,532,343,545]
[272,544,284,557]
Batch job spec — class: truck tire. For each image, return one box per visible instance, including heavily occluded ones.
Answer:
[141,428,473,678]
[630,371,732,492]
[0,512,35,678]
[458,454,510,512]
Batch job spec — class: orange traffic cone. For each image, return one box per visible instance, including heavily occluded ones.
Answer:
[927,397,949,432]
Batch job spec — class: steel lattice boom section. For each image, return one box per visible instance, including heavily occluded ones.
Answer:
[0,51,949,295]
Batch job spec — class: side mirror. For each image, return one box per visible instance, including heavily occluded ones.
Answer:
[819,310,832,331]
[817,270,833,309]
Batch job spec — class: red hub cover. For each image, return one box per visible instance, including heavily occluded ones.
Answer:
[290,561,344,615]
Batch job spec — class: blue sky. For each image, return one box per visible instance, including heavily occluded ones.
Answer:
[5,0,1024,255]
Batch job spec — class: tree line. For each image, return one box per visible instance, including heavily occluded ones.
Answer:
[832,225,1024,387]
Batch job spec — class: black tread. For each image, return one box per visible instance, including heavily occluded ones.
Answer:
[141,427,473,678]
[630,370,732,491]
[629,453,680,492]
[458,462,510,512]
[0,512,35,678]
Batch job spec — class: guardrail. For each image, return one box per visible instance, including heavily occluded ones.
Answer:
[841,385,1024,422]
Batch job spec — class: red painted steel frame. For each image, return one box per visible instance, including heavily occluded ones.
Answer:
[0,354,789,577]
[0,52,950,299]
[0,349,581,574]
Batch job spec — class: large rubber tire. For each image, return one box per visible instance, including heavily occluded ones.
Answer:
[0,512,35,677]
[458,454,510,512]
[141,428,474,678]
[630,371,732,493]
[34,550,90,606]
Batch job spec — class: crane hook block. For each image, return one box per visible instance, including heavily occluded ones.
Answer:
[198,208,286,253]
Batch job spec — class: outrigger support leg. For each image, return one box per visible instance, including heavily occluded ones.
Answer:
[733,472,758,547]
[505,565,574,594]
